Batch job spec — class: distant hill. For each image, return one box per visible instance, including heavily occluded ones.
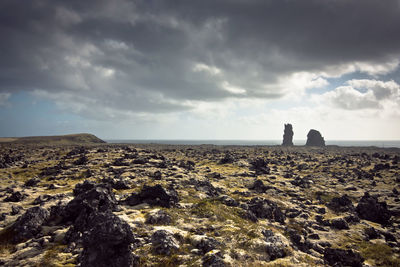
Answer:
[0,133,106,145]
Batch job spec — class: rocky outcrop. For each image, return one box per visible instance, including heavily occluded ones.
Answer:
[282,123,294,146]
[306,129,325,146]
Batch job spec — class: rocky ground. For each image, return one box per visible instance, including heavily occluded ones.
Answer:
[0,143,399,266]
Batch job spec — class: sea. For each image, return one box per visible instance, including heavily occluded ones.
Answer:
[105,140,400,148]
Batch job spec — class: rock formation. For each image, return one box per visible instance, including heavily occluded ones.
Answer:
[282,123,294,146]
[305,129,325,146]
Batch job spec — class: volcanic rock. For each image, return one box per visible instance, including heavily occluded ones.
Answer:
[306,129,325,147]
[246,197,286,223]
[326,195,354,213]
[11,206,50,243]
[123,184,179,208]
[282,123,294,146]
[81,211,138,267]
[145,209,172,225]
[151,229,180,255]
[355,192,392,225]
[324,248,364,267]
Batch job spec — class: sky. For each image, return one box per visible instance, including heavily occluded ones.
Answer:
[1,0,400,140]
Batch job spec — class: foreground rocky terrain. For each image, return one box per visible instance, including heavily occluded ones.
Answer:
[0,143,399,266]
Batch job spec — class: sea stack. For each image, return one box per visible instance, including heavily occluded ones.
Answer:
[282,123,294,146]
[306,129,325,146]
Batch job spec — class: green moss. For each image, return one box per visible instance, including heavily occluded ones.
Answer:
[360,242,400,266]
[38,244,75,267]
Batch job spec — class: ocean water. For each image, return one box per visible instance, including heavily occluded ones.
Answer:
[106,139,400,148]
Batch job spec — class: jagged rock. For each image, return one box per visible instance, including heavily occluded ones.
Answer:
[250,158,270,175]
[193,179,221,197]
[355,192,392,225]
[330,218,349,230]
[290,176,313,188]
[202,250,226,267]
[191,235,220,254]
[249,179,272,192]
[219,195,239,207]
[324,248,364,267]
[219,153,235,164]
[282,123,294,146]
[306,129,325,147]
[145,209,172,225]
[247,197,286,223]
[81,211,138,267]
[11,206,49,243]
[151,229,180,255]
[4,191,25,202]
[24,177,40,187]
[73,155,88,165]
[263,230,290,260]
[326,195,354,213]
[363,227,381,240]
[63,182,118,241]
[11,205,21,215]
[123,184,179,208]
[102,178,131,190]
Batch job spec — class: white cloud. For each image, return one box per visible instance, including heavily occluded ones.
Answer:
[192,63,221,76]
[314,79,400,110]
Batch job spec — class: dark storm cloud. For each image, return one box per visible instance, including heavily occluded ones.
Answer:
[1,0,400,116]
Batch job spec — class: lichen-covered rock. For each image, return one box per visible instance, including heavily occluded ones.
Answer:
[151,229,180,255]
[81,211,138,267]
[145,209,172,225]
[263,230,290,260]
[202,250,226,267]
[306,129,325,146]
[247,197,286,223]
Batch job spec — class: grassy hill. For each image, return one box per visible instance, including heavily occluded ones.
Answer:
[0,133,106,145]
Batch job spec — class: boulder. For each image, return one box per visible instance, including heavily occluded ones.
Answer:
[306,129,325,147]
[4,191,25,202]
[247,197,286,223]
[324,248,364,267]
[355,192,392,225]
[202,250,226,267]
[282,123,294,146]
[12,206,49,243]
[151,229,180,255]
[123,184,179,208]
[263,230,290,260]
[327,195,354,213]
[145,209,172,225]
[81,211,138,267]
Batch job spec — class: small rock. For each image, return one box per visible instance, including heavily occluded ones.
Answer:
[145,209,172,225]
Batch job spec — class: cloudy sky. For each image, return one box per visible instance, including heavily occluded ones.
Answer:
[1,0,400,140]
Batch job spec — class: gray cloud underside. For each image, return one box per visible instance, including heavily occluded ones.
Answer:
[1,0,400,115]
